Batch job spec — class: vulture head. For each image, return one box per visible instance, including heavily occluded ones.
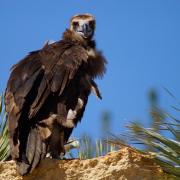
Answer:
[70,13,96,39]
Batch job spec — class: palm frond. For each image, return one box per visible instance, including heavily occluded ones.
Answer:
[77,134,118,159]
[0,93,10,161]
[125,120,180,177]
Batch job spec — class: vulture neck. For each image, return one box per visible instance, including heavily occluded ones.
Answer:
[63,29,107,79]
[62,29,95,49]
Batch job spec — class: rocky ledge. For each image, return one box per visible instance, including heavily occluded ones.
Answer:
[0,147,167,180]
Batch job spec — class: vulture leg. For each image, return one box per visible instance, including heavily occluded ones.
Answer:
[38,116,67,159]
[48,103,68,159]
[37,114,74,159]
[49,122,65,159]
[46,98,84,159]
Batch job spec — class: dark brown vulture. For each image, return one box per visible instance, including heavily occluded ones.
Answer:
[5,13,107,175]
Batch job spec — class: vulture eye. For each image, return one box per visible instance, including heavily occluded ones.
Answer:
[72,21,79,28]
[89,21,95,28]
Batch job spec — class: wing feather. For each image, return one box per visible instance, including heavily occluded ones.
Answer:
[5,40,88,175]
[50,45,88,94]
[29,44,88,117]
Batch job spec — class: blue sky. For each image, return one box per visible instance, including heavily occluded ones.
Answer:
[1,0,180,138]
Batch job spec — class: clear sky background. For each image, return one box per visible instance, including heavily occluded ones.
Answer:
[1,1,180,139]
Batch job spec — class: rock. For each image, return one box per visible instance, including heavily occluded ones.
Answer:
[0,147,167,180]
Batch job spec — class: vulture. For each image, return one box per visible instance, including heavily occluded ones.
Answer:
[5,13,107,175]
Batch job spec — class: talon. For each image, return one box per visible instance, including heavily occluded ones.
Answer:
[51,149,65,160]
[46,153,51,158]
[60,152,65,159]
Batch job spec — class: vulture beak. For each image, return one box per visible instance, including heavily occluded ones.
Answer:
[78,22,93,39]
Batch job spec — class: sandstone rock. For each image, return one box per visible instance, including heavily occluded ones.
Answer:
[0,147,167,180]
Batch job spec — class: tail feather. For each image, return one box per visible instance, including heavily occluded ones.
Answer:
[31,129,43,169]
[16,127,47,176]
[26,128,37,164]
[41,138,47,160]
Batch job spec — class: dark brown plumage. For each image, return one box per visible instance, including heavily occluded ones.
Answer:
[5,14,107,175]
